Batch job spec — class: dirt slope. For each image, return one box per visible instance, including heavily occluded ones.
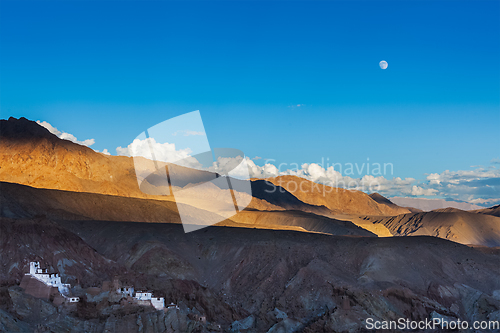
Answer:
[363,211,500,246]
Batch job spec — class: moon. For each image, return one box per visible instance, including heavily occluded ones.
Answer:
[379,60,388,70]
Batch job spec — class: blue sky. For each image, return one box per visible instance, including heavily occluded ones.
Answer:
[1,1,499,203]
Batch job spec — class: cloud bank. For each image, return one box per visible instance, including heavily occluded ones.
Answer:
[113,138,499,207]
[116,138,202,169]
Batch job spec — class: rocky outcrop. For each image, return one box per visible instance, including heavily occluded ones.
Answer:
[19,275,54,300]
[2,286,220,333]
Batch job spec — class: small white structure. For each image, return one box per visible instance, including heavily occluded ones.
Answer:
[151,297,165,311]
[134,291,165,310]
[134,291,152,300]
[117,286,135,297]
[30,262,63,287]
[27,262,79,303]
[167,302,180,310]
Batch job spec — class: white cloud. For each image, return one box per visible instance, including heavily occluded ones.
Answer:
[427,173,441,185]
[116,138,202,169]
[226,160,498,206]
[211,157,279,179]
[208,156,252,179]
[425,168,500,185]
[97,148,111,155]
[36,120,95,147]
[406,185,438,196]
[113,133,499,207]
[420,167,500,204]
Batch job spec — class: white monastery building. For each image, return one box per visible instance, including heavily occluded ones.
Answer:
[118,288,165,310]
[27,262,79,303]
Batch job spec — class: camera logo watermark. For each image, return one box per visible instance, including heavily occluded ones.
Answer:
[130,111,252,233]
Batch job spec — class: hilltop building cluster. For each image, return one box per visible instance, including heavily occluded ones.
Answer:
[25,261,79,303]
[23,261,172,311]
[117,287,166,310]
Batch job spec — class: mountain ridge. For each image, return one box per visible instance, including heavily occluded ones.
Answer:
[1,117,412,217]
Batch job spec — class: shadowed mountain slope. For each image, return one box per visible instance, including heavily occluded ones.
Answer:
[249,179,333,216]
[0,181,375,237]
[230,209,375,237]
[0,217,125,287]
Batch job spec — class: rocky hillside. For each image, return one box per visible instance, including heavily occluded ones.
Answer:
[2,214,500,332]
[6,217,500,332]
[0,216,248,332]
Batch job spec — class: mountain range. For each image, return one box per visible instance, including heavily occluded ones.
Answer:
[1,117,499,333]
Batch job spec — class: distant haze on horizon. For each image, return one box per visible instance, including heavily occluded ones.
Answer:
[0,1,498,206]
[389,197,484,212]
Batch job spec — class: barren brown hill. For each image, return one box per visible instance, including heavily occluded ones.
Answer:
[267,176,411,216]
[432,207,466,213]
[369,192,425,213]
[362,211,500,247]
[405,206,425,213]
[369,192,411,214]
[0,181,375,237]
[0,117,153,199]
[1,117,410,218]
[0,117,293,212]
[472,204,500,218]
